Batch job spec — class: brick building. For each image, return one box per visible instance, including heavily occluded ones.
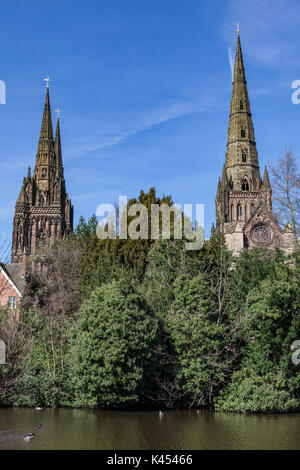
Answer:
[0,262,25,313]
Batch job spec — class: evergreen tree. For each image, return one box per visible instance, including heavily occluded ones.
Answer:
[166,275,232,407]
[215,257,300,413]
[69,279,158,408]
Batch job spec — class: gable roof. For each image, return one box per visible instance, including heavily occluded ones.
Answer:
[244,202,282,233]
[0,263,24,297]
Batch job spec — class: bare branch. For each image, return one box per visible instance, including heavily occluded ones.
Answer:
[270,148,300,248]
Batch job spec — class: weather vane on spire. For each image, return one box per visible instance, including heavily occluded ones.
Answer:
[237,22,240,35]
[44,76,51,88]
[55,108,61,119]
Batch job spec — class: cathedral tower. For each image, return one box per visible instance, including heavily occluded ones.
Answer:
[215,30,294,255]
[11,84,73,263]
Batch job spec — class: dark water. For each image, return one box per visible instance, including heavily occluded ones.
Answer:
[1,408,300,450]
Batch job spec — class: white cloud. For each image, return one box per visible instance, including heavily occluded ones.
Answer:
[63,97,216,161]
[228,47,234,81]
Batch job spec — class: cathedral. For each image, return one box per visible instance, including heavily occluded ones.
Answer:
[11,85,73,264]
[7,31,297,271]
[215,31,294,255]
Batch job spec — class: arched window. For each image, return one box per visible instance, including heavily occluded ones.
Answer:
[242,151,247,163]
[241,129,246,138]
[240,100,244,110]
[242,177,249,191]
[237,204,242,219]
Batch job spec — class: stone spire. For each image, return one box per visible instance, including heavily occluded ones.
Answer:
[11,83,74,264]
[216,177,221,197]
[214,31,295,256]
[263,166,271,187]
[225,32,261,191]
[38,87,54,147]
[222,163,228,188]
[54,115,63,172]
[33,86,56,191]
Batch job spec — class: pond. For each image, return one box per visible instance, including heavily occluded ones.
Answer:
[0,408,300,450]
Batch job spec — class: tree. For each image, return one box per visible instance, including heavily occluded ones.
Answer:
[143,239,202,320]
[215,258,300,413]
[202,234,233,325]
[15,238,83,407]
[166,275,232,408]
[22,238,83,317]
[270,149,300,248]
[69,279,158,408]
[13,311,72,407]
[0,309,28,405]
[76,188,175,293]
[215,368,299,413]
[142,235,235,409]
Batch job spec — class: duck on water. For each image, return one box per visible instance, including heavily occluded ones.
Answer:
[24,433,35,441]
[24,424,45,441]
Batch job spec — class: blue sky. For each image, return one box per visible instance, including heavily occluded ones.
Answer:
[1,0,300,248]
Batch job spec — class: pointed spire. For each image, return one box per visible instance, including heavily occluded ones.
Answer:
[233,33,246,84]
[54,114,63,169]
[27,166,31,179]
[38,86,54,144]
[263,166,271,188]
[216,177,222,197]
[224,32,261,191]
[34,85,56,189]
[222,164,228,188]
[17,179,27,203]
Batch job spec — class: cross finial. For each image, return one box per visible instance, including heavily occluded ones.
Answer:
[55,108,61,118]
[237,22,240,36]
[44,76,51,88]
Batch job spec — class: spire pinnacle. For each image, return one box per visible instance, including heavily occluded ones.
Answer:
[55,112,63,170]
[44,76,51,88]
[39,86,54,142]
[263,166,271,188]
[222,163,228,188]
[216,177,222,197]
[237,22,240,36]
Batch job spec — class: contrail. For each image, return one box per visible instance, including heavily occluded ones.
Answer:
[228,47,234,82]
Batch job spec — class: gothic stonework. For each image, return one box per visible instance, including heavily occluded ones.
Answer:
[11,87,73,263]
[215,33,295,256]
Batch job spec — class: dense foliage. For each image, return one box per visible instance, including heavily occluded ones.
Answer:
[0,187,299,413]
[69,279,158,408]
